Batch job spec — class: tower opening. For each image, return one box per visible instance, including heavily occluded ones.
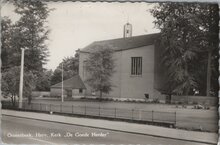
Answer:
[123,23,132,38]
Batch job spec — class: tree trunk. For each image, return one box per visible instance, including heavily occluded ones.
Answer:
[11,95,16,107]
[11,96,14,106]
[206,51,211,96]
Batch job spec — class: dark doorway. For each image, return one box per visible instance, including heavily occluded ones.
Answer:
[79,89,83,94]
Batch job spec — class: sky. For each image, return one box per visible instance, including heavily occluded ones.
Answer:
[2,2,159,70]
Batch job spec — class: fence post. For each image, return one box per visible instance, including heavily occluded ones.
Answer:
[132,109,134,120]
[114,108,116,118]
[152,110,154,122]
[72,105,74,114]
[85,105,86,115]
[24,102,26,111]
[99,106,100,117]
[175,111,177,126]
[60,104,62,112]
[31,103,33,110]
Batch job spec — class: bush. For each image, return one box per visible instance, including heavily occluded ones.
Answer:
[107,98,113,101]
[152,98,159,103]
[178,101,183,105]
[50,95,60,98]
[42,94,49,98]
[192,101,198,105]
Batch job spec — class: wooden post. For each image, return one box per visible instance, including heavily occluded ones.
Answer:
[85,105,86,115]
[152,111,154,122]
[132,109,134,120]
[114,108,116,118]
[72,105,74,114]
[175,111,177,126]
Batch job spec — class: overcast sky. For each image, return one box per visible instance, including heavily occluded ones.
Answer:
[2,2,159,70]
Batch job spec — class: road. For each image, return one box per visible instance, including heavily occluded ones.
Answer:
[1,115,210,145]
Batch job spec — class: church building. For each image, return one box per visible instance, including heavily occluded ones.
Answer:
[78,23,165,100]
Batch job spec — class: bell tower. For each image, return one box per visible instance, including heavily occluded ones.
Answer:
[123,23,132,38]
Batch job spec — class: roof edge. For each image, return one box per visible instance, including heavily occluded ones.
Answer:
[80,33,160,52]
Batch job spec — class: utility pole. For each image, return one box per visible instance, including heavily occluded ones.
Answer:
[19,48,26,109]
[61,62,64,102]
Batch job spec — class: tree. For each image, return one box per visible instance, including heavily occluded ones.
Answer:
[1,17,14,70]
[150,3,219,97]
[35,69,53,91]
[2,67,35,106]
[1,1,52,105]
[13,0,51,73]
[51,55,79,85]
[85,45,115,99]
[1,1,51,74]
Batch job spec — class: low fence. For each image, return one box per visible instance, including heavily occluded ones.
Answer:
[2,101,176,126]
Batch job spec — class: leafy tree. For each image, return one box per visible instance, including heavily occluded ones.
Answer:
[1,1,52,104]
[85,45,115,99]
[51,55,79,85]
[2,67,35,106]
[51,69,63,85]
[150,3,219,96]
[35,69,53,91]
[1,0,51,74]
[13,0,51,73]
[1,17,14,70]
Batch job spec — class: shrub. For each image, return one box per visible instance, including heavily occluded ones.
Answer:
[108,98,113,101]
[41,94,50,97]
[192,101,198,105]
[152,98,159,103]
[178,101,182,105]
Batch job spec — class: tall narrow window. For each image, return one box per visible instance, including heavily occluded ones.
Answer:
[131,57,142,76]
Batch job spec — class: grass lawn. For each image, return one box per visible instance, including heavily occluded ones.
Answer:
[18,98,219,132]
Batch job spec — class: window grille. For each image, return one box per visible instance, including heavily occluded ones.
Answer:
[131,57,142,75]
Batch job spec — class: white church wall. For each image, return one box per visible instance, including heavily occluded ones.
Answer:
[79,44,156,100]
[118,45,155,99]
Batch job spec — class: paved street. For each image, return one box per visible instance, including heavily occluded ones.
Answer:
[1,116,211,145]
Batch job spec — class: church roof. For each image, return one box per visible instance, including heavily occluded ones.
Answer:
[51,75,86,89]
[81,33,160,52]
